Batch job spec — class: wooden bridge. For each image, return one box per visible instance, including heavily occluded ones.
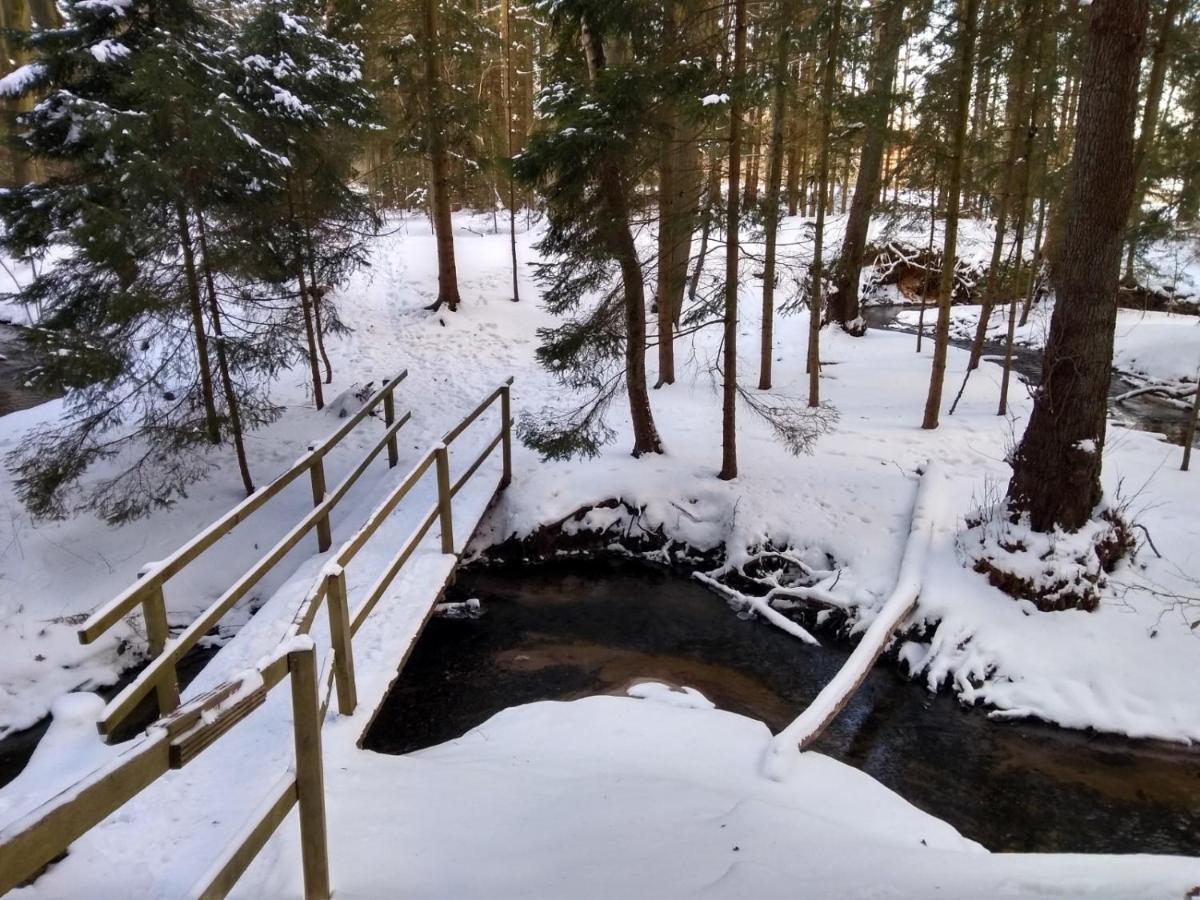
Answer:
[0,375,515,898]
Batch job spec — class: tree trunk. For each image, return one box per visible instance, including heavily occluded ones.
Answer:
[1121,0,1183,283]
[808,0,842,407]
[921,0,978,430]
[288,185,325,410]
[758,20,794,391]
[424,0,461,312]
[195,208,255,496]
[655,0,704,387]
[1006,0,1150,533]
[503,0,521,303]
[175,203,221,444]
[581,20,663,457]
[829,0,906,332]
[719,0,747,480]
[964,0,1038,373]
[299,179,333,384]
[1182,377,1198,472]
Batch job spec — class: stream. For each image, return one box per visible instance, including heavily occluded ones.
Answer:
[364,558,1200,856]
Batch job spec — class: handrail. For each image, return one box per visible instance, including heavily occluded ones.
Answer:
[0,378,515,900]
[79,372,407,644]
[78,373,410,734]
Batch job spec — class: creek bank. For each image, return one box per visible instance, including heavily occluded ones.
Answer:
[365,556,1200,856]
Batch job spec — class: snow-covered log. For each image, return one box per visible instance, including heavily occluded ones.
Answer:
[761,462,944,781]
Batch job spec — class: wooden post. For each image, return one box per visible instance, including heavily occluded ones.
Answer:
[435,445,455,554]
[289,644,331,900]
[142,584,180,715]
[309,453,332,553]
[383,389,399,469]
[500,384,513,489]
[325,569,357,716]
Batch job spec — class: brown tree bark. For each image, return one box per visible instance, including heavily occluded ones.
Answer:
[655,0,705,387]
[921,0,978,430]
[829,0,907,332]
[1122,0,1184,283]
[962,0,1038,373]
[1006,0,1150,533]
[423,0,462,312]
[808,0,842,408]
[758,19,794,391]
[175,203,221,444]
[502,0,521,303]
[195,208,255,496]
[581,20,663,457]
[719,0,747,480]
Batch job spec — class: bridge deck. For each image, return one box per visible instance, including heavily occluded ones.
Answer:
[16,437,504,900]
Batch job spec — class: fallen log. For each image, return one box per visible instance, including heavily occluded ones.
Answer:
[761,462,944,781]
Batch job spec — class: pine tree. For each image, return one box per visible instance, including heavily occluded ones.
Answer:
[514,0,715,460]
[0,0,295,521]
[1006,0,1151,534]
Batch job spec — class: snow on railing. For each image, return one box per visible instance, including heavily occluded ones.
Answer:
[0,379,516,900]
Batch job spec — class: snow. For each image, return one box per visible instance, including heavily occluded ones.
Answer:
[763,462,944,778]
[0,63,45,98]
[3,210,1200,748]
[893,301,1200,387]
[2,210,1200,896]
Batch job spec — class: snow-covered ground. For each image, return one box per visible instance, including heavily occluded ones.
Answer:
[2,210,1200,895]
[3,210,1200,743]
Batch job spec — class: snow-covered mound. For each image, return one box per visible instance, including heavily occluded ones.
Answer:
[237,692,1200,899]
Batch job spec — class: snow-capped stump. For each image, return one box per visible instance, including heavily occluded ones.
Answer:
[961,502,1137,613]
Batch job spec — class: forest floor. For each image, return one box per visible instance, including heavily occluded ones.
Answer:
[1,211,1199,895]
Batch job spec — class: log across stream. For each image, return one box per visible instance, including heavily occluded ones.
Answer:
[365,557,1200,856]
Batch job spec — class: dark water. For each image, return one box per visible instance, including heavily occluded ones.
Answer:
[0,323,54,417]
[364,558,1200,856]
[861,304,1196,447]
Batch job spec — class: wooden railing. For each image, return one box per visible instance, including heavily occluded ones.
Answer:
[0,378,515,899]
[78,372,411,735]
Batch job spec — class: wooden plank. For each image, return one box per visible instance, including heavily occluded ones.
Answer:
[98,420,415,736]
[440,382,506,447]
[310,458,332,553]
[189,775,297,900]
[0,734,170,895]
[450,430,503,498]
[289,646,330,900]
[383,392,399,468]
[500,383,513,488]
[435,446,454,554]
[350,504,440,635]
[141,586,180,716]
[335,450,436,568]
[168,685,268,769]
[325,569,357,716]
[77,372,408,644]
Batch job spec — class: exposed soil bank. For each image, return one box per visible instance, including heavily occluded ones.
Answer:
[364,557,1200,856]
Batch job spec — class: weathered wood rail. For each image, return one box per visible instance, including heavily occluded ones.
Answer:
[0,378,515,899]
[77,372,411,734]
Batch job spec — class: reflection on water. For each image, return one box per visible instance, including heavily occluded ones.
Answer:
[364,558,1200,855]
